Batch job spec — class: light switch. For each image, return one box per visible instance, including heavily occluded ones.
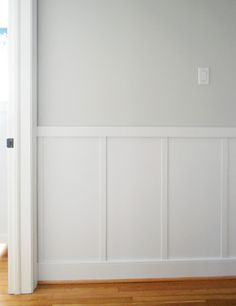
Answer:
[198,67,209,85]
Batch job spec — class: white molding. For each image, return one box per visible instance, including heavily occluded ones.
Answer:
[8,0,37,294]
[32,0,38,289]
[0,234,8,244]
[161,138,168,259]
[38,258,236,281]
[220,139,229,258]
[19,0,37,294]
[99,137,108,261]
[37,138,46,266]
[37,127,236,138]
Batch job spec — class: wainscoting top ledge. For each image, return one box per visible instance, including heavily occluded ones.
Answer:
[37,126,236,138]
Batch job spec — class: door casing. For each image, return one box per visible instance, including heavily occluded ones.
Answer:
[8,0,37,294]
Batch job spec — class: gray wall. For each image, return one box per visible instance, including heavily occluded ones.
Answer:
[38,0,236,126]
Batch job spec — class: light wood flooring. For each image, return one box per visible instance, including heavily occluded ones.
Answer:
[1,245,236,306]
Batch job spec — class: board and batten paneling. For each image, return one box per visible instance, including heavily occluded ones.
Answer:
[37,127,236,280]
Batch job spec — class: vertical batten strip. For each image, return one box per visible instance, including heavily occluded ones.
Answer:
[220,138,229,258]
[37,138,45,263]
[99,137,108,261]
[161,137,169,259]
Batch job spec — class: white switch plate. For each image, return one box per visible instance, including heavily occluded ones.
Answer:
[198,67,209,85]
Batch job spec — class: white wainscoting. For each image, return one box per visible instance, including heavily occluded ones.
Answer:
[37,127,236,281]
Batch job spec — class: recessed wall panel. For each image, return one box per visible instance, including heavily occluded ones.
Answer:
[107,138,162,261]
[168,138,221,259]
[38,137,100,262]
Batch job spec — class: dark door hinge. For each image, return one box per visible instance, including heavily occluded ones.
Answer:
[6,138,14,148]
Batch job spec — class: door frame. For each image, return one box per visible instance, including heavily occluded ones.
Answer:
[8,0,37,294]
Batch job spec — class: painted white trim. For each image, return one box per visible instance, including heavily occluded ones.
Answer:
[37,126,236,138]
[99,137,108,262]
[8,0,37,294]
[32,0,38,289]
[220,139,229,258]
[0,234,8,244]
[19,0,37,294]
[161,138,168,259]
[37,138,45,266]
[38,258,236,281]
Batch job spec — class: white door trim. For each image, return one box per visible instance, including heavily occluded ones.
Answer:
[8,0,37,294]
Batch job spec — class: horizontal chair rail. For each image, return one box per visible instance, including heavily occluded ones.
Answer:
[37,126,236,138]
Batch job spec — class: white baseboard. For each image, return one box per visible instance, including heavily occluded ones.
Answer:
[38,259,236,281]
[0,234,8,244]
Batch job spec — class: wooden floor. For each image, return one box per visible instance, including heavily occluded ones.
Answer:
[1,246,236,306]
